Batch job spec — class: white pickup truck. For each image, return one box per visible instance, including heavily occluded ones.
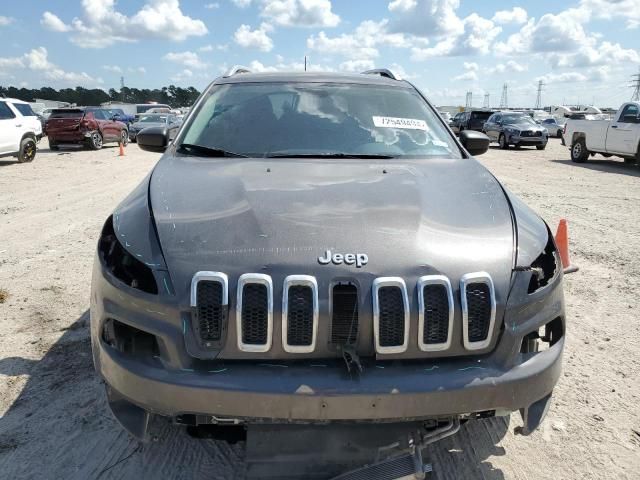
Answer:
[564,102,640,163]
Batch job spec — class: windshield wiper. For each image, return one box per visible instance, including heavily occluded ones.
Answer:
[178,143,248,158]
[264,152,396,159]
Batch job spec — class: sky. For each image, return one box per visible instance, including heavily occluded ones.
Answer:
[0,0,639,108]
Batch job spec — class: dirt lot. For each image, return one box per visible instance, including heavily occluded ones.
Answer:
[1,138,639,479]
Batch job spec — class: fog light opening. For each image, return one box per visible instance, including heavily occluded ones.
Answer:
[102,318,160,359]
[520,317,563,354]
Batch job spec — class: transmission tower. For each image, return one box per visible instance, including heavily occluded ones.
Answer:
[483,93,490,109]
[465,91,473,108]
[631,68,640,102]
[535,80,544,109]
[499,83,508,109]
[120,76,125,102]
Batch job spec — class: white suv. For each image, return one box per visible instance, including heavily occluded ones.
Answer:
[0,98,43,163]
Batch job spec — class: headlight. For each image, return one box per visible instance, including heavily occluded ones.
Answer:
[527,233,559,294]
[98,216,158,294]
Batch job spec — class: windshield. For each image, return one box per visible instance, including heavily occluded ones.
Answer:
[49,109,83,119]
[470,111,492,121]
[502,114,536,125]
[138,114,168,123]
[181,83,460,158]
[137,104,169,114]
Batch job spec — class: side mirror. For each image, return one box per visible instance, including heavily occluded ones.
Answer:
[137,126,168,153]
[460,130,490,156]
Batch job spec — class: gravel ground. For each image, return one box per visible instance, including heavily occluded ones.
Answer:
[0,138,639,479]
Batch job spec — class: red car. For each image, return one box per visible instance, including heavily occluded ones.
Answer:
[45,107,129,150]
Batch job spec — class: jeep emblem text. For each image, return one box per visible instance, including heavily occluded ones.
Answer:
[318,250,368,268]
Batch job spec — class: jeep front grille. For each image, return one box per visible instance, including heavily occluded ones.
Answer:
[372,277,409,354]
[282,275,318,353]
[461,272,496,350]
[236,273,273,352]
[330,283,359,346]
[417,275,454,351]
[190,272,228,343]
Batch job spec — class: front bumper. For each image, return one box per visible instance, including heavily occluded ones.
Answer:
[507,133,548,146]
[91,254,565,436]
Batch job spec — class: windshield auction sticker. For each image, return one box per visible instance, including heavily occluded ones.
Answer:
[373,116,427,130]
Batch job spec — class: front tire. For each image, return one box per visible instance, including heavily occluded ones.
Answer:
[499,133,508,149]
[18,137,37,163]
[120,129,129,146]
[536,144,546,151]
[88,131,103,150]
[571,138,589,163]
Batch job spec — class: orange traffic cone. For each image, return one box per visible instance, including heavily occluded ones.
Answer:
[119,142,125,157]
[555,219,578,273]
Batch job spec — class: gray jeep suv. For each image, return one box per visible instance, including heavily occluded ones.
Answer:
[91,67,565,477]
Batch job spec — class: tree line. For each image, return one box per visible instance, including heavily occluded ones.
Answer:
[0,85,202,108]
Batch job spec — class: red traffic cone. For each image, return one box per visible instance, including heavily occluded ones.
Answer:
[555,219,578,273]
[119,142,125,157]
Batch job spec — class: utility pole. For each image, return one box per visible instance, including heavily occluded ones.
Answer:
[631,67,640,102]
[535,80,544,109]
[304,55,307,72]
[120,76,125,102]
[499,83,508,109]
[483,93,490,109]
[465,91,473,109]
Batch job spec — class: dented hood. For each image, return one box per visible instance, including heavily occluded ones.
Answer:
[148,154,515,301]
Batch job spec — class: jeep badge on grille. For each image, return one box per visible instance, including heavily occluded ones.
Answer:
[318,250,368,268]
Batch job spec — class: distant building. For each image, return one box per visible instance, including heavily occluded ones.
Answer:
[33,98,72,109]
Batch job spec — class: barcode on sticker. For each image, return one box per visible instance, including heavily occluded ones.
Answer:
[372,116,427,130]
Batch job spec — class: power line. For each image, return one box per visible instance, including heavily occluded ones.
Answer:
[499,83,508,109]
[535,80,544,109]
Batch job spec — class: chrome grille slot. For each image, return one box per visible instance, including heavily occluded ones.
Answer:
[461,272,496,350]
[372,277,409,354]
[190,272,228,344]
[418,275,454,352]
[236,273,273,352]
[330,283,359,346]
[282,275,318,353]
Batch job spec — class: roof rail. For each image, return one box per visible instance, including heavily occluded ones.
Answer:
[223,65,252,78]
[361,68,400,80]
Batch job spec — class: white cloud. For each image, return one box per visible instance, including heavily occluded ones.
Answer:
[339,59,375,72]
[0,15,15,26]
[261,0,340,27]
[492,7,528,25]
[128,66,147,74]
[199,43,228,52]
[0,47,102,85]
[494,9,592,56]
[234,23,274,51]
[307,20,412,60]
[388,0,464,37]
[452,62,478,81]
[232,0,253,6]
[549,41,640,68]
[204,2,220,8]
[489,60,528,74]
[164,51,209,69]
[537,71,588,83]
[41,12,71,32]
[580,0,640,29]
[102,65,123,73]
[411,13,501,59]
[43,0,207,48]
[171,68,194,83]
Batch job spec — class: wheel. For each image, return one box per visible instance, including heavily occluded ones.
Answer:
[49,141,59,151]
[536,144,546,150]
[17,137,37,163]
[499,133,508,149]
[88,131,103,150]
[514,143,521,150]
[571,138,589,163]
[120,129,129,146]
[557,129,563,138]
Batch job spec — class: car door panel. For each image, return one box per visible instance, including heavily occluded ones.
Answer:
[0,101,20,154]
[606,105,640,155]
